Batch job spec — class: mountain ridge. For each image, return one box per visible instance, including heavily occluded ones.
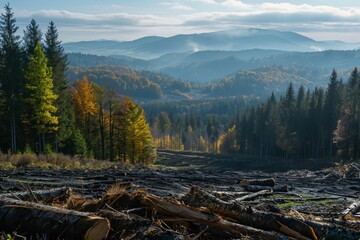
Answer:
[63,28,359,59]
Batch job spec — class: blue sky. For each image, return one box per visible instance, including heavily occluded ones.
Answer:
[7,0,360,42]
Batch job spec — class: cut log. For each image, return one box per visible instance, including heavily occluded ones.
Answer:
[0,197,109,240]
[239,178,276,187]
[244,185,288,193]
[0,187,71,203]
[342,198,360,216]
[232,189,273,202]
[136,191,285,240]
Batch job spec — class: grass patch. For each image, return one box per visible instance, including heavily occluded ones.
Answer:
[0,153,129,170]
[278,199,336,209]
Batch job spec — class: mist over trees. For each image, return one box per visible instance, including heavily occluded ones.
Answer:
[0,4,155,164]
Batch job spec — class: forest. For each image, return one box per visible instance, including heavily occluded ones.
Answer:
[0,4,156,164]
[0,2,359,165]
[148,68,360,162]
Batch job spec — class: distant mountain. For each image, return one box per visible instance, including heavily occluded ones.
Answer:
[68,48,360,84]
[63,28,359,59]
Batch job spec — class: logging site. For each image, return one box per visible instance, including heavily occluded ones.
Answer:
[1,1,360,239]
[0,150,359,239]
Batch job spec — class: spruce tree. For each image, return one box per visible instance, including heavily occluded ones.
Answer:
[0,3,23,153]
[24,43,58,153]
[44,21,74,151]
[23,19,42,57]
[324,69,343,160]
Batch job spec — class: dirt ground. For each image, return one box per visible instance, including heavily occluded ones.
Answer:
[0,151,359,239]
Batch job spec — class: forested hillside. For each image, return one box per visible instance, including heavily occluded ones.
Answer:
[207,66,316,97]
[0,4,155,163]
[147,67,360,162]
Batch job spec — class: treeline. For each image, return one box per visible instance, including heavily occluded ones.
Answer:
[219,68,360,161]
[145,97,260,152]
[0,4,155,164]
[149,68,360,162]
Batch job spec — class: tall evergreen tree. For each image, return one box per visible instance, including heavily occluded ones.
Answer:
[23,19,42,57]
[0,3,23,153]
[24,43,58,153]
[336,67,360,159]
[324,69,343,160]
[44,21,74,151]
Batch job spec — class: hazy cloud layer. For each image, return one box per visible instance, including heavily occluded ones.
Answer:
[13,1,360,42]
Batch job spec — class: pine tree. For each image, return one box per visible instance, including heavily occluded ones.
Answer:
[23,19,42,57]
[44,21,74,151]
[0,3,24,153]
[336,67,360,159]
[24,43,58,153]
[324,69,343,160]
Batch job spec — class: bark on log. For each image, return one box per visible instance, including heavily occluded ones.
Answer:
[0,187,71,203]
[239,178,276,187]
[136,191,285,240]
[0,198,110,240]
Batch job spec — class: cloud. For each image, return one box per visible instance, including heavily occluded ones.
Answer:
[182,2,360,32]
[191,0,217,4]
[160,2,193,11]
[170,4,193,11]
[13,2,360,42]
[221,0,251,9]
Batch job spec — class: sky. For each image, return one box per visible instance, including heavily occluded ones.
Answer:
[6,0,360,43]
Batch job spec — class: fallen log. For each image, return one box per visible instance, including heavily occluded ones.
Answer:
[239,178,276,187]
[183,186,315,239]
[342,198,360,216]
[99,210,185,240]
[183,186,360,240]
[232,189,273,202]
[0,197,110,240]
[135,191,285,240]
[244,185,288,193]
[0,187,71,203]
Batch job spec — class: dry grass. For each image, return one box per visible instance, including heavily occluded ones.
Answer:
[0,153,129,170]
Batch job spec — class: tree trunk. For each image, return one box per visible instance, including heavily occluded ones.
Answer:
[239,178,276,187]
[137,191,284,240]
[0,187,71,202]
[0,198,110,240]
